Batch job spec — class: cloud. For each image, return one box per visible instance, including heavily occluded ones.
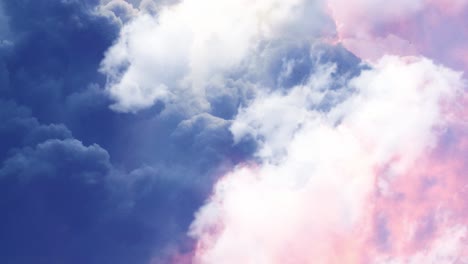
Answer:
[0,138,111,181]
[99,0,139,25]
[0,0,119,122]
[0,1,262,261]
[0,134,175,264]
[0,98,227,264]
[189,55,466,263]
[0,102,114,263]
[1,0,466,263]
[100,0,335,112]
[327,0,468,72]
[0,1,265,263]
[375,226,467,264]
[0,100,72,160]
[0,1,11,41]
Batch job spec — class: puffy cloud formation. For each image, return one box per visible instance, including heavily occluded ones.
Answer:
[0,96,237,263]
[0,1,256,263]
[100,0,334,112]
[0,0,119,123]
[95,0,468,263]
[189,56,466,263]
[99,0,139,25]
[1,0,467,263]
[328,0,468,71]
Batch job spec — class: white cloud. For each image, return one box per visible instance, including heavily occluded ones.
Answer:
[100,0,333,113]
[189,56,463,263]
[230,63,339,160]
[99,0,139,25]
[98,1,468,261]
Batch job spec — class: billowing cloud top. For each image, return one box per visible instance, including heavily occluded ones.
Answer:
[100,0,335,113]
[0,0,467,263]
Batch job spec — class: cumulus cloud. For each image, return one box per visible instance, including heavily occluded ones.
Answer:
[97,1,467,263]
[0,0,119,122]
[2,0,467,263]
[0,2,263,261]
[0,100,72,159]
[189,56,466,263]
[100,0,334,112]
[0,1,264,263]
[99,0,139,25]
[327,0,468,71]
[0,98,225,264]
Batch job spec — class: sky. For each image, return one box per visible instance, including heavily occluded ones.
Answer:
[0,0,466,263]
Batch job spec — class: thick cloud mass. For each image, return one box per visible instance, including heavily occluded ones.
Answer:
[190,56,465,263]
[0,1,256,263]
[0,0,296,262]
[328,0,468,72]
[1,0,466,263]
[0,0,118,121]
[100,0,335,113]
[0,97,235,263]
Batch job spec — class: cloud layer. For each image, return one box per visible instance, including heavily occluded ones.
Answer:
[328,0,468,72]
[0,0,466,263]
[100,0,335,112]
[96,0,468,263]
[0,1,255,263]
[189,55,466,263]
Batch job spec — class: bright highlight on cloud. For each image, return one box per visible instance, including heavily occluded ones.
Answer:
[100,0,333,112]
[189,56,466,263]
[98,0,468,263]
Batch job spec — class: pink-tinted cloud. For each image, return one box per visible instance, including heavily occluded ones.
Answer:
[189,56,467,263]
[368,96,468,263]
[328,0,468,72]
